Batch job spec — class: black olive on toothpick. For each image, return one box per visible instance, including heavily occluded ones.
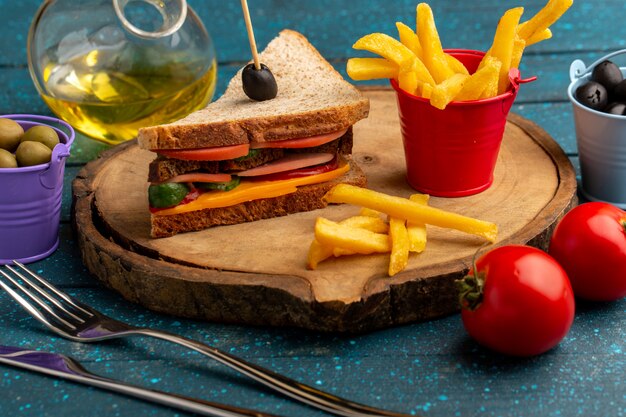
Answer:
[242,63,277,101]
[240,0,277,101]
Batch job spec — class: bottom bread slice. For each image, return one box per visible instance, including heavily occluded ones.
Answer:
[150,161,367,238]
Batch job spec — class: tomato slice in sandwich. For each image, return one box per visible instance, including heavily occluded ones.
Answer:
[165,173,232,183]
[250,129,348,149]
[155,144,250,161]
[237,153,335,177]
[248,157,339,181]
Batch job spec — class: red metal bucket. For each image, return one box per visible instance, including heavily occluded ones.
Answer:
[392,49,534,197]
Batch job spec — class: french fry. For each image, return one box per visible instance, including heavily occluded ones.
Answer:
[455,57,502,101]
[346,57,398,81]
[340,215,390,234]
[359,207,383,218]
[517,0,573,41]
[388,217,410,276]
[323,184,498,243]
[416,3,455,83]
[331,247,356,257]
[409,193,430,205]
[396,22,423,59]
[430,73,470,110]
[352,33,417,73]
[445,54,470,75]
[407,194,429,253]
[525,28,552,46]
[510,35,526,72]
[349,0,571,109]
[398,70,419,95]
[421,82,434,99]
[479,58,502,99]
[306,239,334,270]
[307,215,390,269]
[486,7,524,95]
[332,216,388,256]
[410,59,436,87]
[314,217,391,254]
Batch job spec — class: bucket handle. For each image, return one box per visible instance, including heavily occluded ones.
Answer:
[570,49,626,82]
[504,68,536,114]
[509,68,537,92]
[1,114,75,189]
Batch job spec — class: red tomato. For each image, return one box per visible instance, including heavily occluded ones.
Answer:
[549,202,626,301]
[458,245,575,357]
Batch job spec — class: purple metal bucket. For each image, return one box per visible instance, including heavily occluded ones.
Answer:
[0,114,75,264]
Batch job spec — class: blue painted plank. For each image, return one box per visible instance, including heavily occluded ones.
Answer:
[4,1,626,65]
[1,3,625,417]
[2,350,623,417]
[0,66,582,166]
[0,282,624,417]
[513,102,577,154]
[0,49,608,116]
[66,132,112,165]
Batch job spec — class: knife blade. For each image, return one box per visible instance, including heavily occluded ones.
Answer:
[0,345,280,417]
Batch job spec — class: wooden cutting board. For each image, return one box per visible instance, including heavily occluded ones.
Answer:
[72,88,577,333]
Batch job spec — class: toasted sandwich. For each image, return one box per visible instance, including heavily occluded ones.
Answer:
[137,30,370,238]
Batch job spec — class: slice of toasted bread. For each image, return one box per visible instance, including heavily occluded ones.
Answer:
[138,29,370,150]
[150,160,366,238]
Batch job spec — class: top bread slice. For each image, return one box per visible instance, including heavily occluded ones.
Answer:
[137,29,370,150]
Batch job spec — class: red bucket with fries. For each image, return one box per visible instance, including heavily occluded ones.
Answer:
[346,1,566,197]
[392,49,534,197]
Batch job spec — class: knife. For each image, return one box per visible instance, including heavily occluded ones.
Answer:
[0,345,280,417]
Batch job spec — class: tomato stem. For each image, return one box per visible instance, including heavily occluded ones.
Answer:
[456,244,492,311]
[456,272,485,311]
[621,219,626,234]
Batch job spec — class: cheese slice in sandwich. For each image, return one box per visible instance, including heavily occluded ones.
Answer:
[137,29,370,238]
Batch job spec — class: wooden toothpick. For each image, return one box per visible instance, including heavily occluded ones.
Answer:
[241,0,261,70]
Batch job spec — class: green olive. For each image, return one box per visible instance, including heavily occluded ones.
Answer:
[15,141,52,166]
[21,125,60,150]
[0,118,24,152]
[0,148,17,168]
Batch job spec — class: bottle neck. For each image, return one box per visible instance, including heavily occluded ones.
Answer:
[112,0,188,39]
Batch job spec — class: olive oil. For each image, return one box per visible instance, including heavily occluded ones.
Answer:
[40,54,217,145]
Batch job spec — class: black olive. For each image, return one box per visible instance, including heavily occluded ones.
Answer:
[242,63,278,101]
[605,102,626,115]
[613,79,626,101]
[575,81,608,111]
[591,60,623,92]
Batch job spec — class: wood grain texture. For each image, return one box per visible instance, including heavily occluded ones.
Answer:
[72,88,577,332]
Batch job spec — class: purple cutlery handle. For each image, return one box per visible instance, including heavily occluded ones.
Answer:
[0,345,281,417]
[0,346,80,375]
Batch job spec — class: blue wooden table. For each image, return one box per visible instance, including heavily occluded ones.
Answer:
[1,1,624,416]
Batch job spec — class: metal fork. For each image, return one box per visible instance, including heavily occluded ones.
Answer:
[0,261,414,417]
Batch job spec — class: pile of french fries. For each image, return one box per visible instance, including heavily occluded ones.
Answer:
[307,184,498,276]
[347,0,572,109]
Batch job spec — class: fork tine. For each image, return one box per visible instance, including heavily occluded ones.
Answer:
[0,269,77,331]
[12,261,94,317]
[5,265,85,323]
